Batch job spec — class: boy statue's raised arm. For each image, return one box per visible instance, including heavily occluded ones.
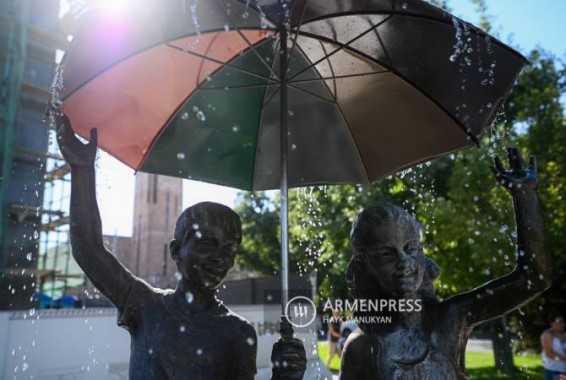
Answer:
[55,112,136,310]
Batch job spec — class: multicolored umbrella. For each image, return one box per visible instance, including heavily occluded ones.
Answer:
[56,0,525,310]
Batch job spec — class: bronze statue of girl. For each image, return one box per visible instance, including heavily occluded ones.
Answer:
[340,148,551,380]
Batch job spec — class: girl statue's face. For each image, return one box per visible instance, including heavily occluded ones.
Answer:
[361,215,426,298]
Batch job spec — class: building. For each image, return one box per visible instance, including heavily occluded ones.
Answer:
[0,0,61,310]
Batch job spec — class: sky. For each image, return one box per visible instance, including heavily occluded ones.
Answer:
[93,0,566,236]
[446,0,566,59]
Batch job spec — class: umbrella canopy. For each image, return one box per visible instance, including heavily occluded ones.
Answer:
[58,0,525,191]
[56,0,526,315]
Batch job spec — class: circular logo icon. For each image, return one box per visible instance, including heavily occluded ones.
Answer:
[284,296,317,328]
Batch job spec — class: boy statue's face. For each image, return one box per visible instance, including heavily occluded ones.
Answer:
[172,223,238,290]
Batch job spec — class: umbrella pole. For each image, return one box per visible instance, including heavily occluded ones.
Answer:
[279,29,289,316]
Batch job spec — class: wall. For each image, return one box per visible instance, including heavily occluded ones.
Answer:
[0,305,332,380]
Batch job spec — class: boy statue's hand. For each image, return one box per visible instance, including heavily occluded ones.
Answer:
[53,112,98,168]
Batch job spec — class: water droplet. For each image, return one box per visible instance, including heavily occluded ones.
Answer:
[196,348,203,355]
[177,153,186,160]
[175,272,182,281]
[192,223,199,230]
[196,111,206,122]
[185,292,194,304]
[402,3,408,9]
[148,348,153,355]
[180,325,186,332]
[242,11,249,19]
[291,144,297,150]
[232,125,240,133]
[195,231,202,239]
[26,252,32,261]
[246,337,255,346]
[224,24,229,32]
[33,231,39,239]
[288,110,294,116]
[181,112,189,120]
[449,55,457,62]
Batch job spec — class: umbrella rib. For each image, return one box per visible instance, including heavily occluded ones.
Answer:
[211,0,280,80]
[262,83,280,109]
[287,0,310,71]
[319,41,337,102]
[199,82,280,90]
[371,17,394,68]
[286,83,336,104]
[166,43,278,84]
[198,76,389,104]
[262,37,282,109]
[287,15,392,82]
[290,42,370,184]
[288,70,388,85]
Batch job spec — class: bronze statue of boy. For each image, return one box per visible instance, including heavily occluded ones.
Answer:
[54,113,306,380]
[340,148,551,379]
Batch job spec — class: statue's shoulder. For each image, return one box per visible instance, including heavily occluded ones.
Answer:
[343,328,371,355]
[341,328,377,379]
[220,306,256,333]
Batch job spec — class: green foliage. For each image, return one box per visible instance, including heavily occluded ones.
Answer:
[425,139,518,297]
[234,192,281,275]
[470,0,493,33]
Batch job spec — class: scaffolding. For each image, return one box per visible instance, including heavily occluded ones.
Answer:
[0,0,29,265]
[1,0,171,309]
[36,143,85,302]
[0,0,81,309]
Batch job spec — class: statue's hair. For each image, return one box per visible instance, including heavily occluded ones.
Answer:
[173,202,242,245]
[346,203,439,301]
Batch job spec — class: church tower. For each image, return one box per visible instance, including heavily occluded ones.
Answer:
[129,173,183,288]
